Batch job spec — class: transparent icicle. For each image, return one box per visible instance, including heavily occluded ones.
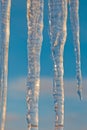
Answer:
[69,0,82,100]
[0,0,2,125]
[26,0,43,129]
[0,0,11,130]
[48,0,67,128]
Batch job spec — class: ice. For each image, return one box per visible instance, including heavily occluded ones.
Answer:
[48,0,67,128]
[26,0,44,129]
[69,0,82,100]
[0,0,11,130]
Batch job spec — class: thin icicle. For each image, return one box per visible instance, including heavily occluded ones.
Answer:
[69,0,82,100]
[48,0,67,128]
[26,0,43,129]
[0,0,11,130]
[0,0,2,126]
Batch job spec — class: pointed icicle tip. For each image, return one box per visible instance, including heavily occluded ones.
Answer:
[77,89,82,101]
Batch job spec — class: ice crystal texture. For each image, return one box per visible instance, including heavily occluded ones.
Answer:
[48,0,67,128]
[0,0,11,130]
[69,0,82,100]
[48,0,82,129]
[26,0,43,129]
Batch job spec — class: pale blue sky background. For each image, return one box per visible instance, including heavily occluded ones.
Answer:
[5,0,87,130]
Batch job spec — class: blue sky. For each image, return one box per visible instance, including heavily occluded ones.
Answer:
[5,0,87,130]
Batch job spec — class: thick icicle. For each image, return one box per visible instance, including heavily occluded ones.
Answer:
[54,125,64,130]
[0,0,11,130]
[26,0,43,129]
[48,0,67,128]
[69,0,82,100]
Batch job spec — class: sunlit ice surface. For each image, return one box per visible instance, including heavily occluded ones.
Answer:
[48,0,82,129]
[26,0,44,129]
[0,0,11,130]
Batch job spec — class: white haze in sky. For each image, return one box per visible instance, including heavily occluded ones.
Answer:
[5,77,87,130]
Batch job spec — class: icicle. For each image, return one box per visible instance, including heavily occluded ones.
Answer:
[69,0,82,100]
[27,126,38,130]
[54,125,64,130]
[0,0,2,126]
[48,0,67,128]
[0,0,11,130]
[26,0,43,129]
